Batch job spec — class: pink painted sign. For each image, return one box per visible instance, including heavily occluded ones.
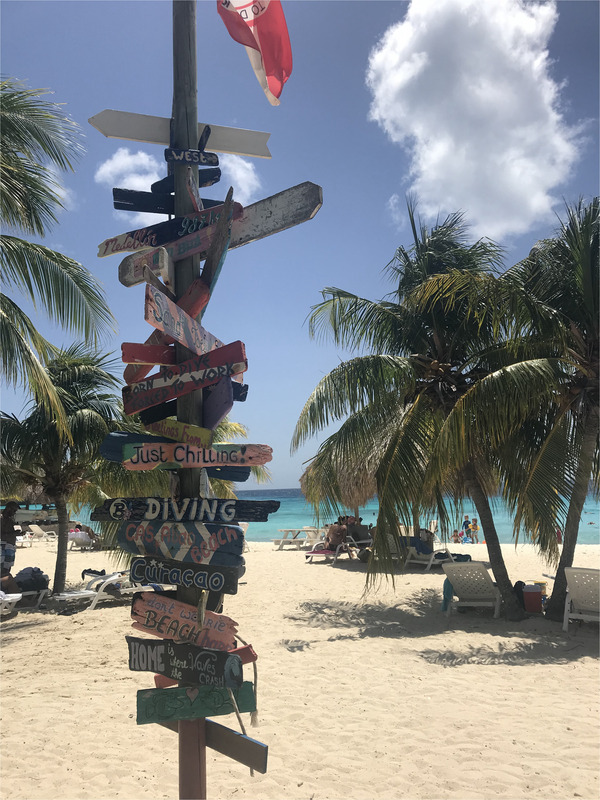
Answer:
[131,592,238,651]
[144,284,224,357]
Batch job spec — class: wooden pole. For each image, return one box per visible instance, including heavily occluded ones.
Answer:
[172,3,206,799]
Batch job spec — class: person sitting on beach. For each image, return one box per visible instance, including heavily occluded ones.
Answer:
[451,529,461,543]
[325,519,348,552]
[469,518,480,544]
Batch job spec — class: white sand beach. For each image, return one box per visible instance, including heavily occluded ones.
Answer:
[1,541,598,800]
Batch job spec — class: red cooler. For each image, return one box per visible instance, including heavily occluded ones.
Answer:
[523,585,543,612]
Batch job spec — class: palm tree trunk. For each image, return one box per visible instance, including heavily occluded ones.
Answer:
[544,407,599,621]
[464,464,525,621]
[51,495,70,594]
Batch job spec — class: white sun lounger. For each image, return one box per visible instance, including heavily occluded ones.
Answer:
[0,592,23,616]
[442,561,502,618]
[562,567,600,632]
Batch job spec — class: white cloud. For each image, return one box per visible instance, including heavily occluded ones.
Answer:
[366,0,581,241]
[95,147,165,227]
[219,154,262,206]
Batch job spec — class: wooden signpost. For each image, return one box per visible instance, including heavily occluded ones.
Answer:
[144,417,213,446]
[117,520,245,566]
[118,246,174,289]
[98,204,228,258]
[113,188,175,215]
[122,442,273,470]
[144,284,224,357]
[89,109,271,158]
[122,342,176,366]
[131,592,238,646]
[130,557,239,595]
[91,496,280,523]
[121,341,247,415]
[126,636,243,689]
[136,683,256,725]
[165,147,219,167]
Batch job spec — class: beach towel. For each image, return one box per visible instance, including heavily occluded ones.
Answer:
[441,577,454,612]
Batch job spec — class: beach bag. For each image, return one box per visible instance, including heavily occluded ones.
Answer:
[14,566,49,592]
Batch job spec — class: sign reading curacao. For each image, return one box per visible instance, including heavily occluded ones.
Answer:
[130,556,239,595]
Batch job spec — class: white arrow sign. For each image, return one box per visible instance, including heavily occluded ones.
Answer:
[88,110,271,159]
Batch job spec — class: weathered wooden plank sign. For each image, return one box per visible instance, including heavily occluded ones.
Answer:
[122,278,211,383]
[117,520,245,566]
[100,431,173,463]
[118,246,172,289]
[144,284,224,357]
[131,557,239,595]
[91,496,280,523]
[89,110,271,158]
[165,147,219,167]
[136,682,256,725]
[121,342,176,366]
[121,340,247,415]
[144,418,213,447]
[113,188,175,215]
[202,376,234,430]
[126,636,243,688]
[98,204,227,258]
[122,442,273,471]
[158,718,268,773]
[131,592,238,646]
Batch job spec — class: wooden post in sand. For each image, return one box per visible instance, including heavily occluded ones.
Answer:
[171,3,207,797]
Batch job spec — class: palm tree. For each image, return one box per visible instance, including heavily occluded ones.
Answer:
[292,200,529,619]
[0,345,166,593]
[500,198,599,619]
[0,78,114,426]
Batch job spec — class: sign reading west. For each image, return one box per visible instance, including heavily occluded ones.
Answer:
[117,520,245,566]
[165,147,219,167]
[131,591,238,646]
[91,496,280,523]
[126,636,243,688]
[122,442,273,470]
[122,341,247,415]
[136,682,256,725]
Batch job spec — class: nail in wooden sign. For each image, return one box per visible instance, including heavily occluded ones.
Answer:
[131,591,238,646]
[122,442,273,471]
[158,718,268,773]
[126,636,243,688]
[131,557,239,595]
[91,496,280,524]
[122,278,211,384]
[117,520,245,566]
[136,682,256,725]
[165,147,219,167]
[121,340,247,415]
[144,284,224,357]
[98,204,226,258]
[144,418,213,447]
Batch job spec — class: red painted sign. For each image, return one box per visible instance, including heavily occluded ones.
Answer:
[122,442,273,470]
[122,343,176,365]
[144,284,224,357]
[122,340,247,415]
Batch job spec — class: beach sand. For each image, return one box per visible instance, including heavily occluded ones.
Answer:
[1,541,598,800]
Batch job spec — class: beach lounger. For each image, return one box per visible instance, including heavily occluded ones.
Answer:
[442,561,502,618]
[562,567,600,632]
[28,524,57,541]
[0,592,23,617]
[15,532,33,548]
[305,530,371,565]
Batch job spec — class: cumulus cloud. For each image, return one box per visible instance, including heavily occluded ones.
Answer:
[219,154,262,206]
[366,0,581,240]
[94,147,164,227]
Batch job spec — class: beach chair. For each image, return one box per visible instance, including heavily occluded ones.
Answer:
[384,531,453,571]
[51,570,173,611]
[15,532,33,548]
[305,528,371,564]
[28,524,57,541]
[0,592,23,617]
[442,561,501,617]
[562,567,600,632]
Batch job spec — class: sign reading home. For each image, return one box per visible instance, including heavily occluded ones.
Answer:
[126,636,243,688]
[92,496,280,523]
[118,520,244,566]
[131,592,238,649]
[130,556,239,595]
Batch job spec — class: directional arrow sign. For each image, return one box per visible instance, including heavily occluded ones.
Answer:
[89,110,271,158]
[130,591,239,644]
[91,496,280,523]
[136,682,256,725]
[144,418,213,446]
[122,442,273,470]
[126,636,243,688]
[118,520,245,566]
[121,342,176,366]
[144,284,224,356]
[118,246,172,289]
[121,341,247,415]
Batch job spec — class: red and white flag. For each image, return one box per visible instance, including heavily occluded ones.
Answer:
[217,0,292,106]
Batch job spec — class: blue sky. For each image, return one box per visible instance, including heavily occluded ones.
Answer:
[2,0,598,489]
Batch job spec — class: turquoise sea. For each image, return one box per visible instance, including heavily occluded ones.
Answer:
[41,489,599,544]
